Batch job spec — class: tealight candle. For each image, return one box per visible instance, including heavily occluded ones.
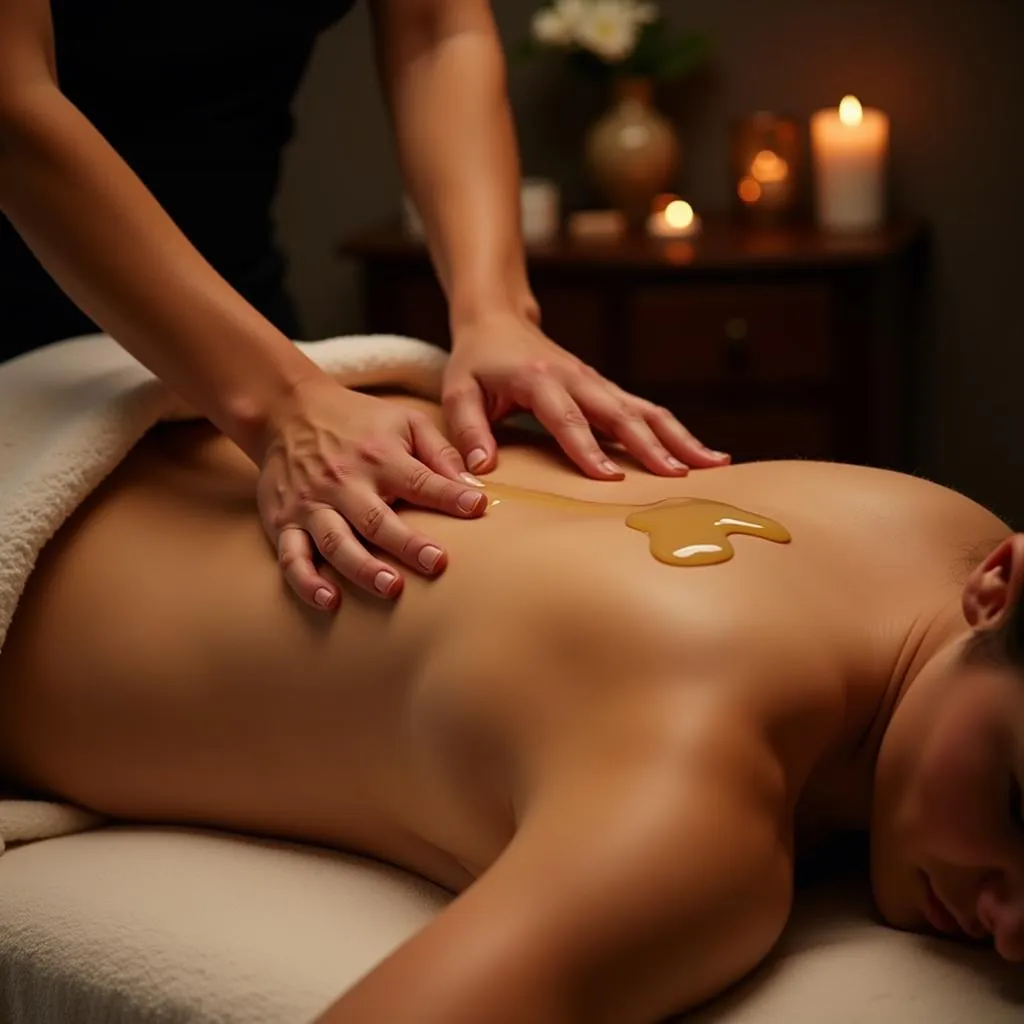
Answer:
[810,95,890,232]
[646,199,702,239]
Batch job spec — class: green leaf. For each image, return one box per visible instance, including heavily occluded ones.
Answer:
[628,17,671,76]
[509,36,544,64]
[658,32,711,81]
[614,19,711,81]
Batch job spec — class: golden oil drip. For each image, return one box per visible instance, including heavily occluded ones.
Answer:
[482,482,791,566]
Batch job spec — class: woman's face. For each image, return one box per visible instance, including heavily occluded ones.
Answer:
[872,658,1024,961]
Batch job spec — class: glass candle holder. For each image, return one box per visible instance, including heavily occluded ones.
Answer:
[731,113,802,226]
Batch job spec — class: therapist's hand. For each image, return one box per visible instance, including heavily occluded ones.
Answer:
[443,310,731,478]
[257,373,487,612]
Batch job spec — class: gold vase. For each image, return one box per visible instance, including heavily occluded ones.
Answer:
[584,77,680,228]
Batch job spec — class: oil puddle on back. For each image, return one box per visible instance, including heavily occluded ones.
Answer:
[482,483,791,566]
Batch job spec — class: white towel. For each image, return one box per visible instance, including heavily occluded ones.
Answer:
[0,332,449,853]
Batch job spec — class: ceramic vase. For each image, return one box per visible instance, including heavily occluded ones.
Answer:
[584,77,680,228]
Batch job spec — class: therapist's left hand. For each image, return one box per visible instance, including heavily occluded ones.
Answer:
[442,310,731,479]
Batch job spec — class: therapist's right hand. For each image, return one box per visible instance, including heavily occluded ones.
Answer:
[256,373,487,611]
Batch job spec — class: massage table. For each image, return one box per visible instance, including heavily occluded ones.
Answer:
[1,822,1021,1022]
[1,335,1022,1021]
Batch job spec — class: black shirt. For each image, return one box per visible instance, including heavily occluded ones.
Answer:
[0,0,356,360]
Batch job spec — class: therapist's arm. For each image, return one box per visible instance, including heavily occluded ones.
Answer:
[0,0,487,612]
[366,0,727,479]
[0,0,322,460]
[369,0,538,329]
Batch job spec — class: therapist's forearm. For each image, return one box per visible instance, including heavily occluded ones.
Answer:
[0,84,322,462]
[373,1,534,332]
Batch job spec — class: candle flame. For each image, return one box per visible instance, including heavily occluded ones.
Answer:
[839,95,863,127]
[664,200,694,229]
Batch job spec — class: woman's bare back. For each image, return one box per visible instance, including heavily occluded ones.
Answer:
[0,396,1008,894]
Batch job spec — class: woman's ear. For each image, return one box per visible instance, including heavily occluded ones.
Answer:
[963,534,1024,631]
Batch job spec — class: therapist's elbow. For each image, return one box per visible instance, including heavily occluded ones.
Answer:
[0,81,58,168]
[0,101,23,172]
[0,92,31,160]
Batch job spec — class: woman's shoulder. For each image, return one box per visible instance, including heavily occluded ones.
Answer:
[712,460,1012,542]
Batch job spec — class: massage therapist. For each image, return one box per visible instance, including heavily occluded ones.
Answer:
[0,0,728,610]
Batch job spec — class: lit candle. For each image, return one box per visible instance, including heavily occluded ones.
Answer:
[810,96,890,232]
[646,199,702,239]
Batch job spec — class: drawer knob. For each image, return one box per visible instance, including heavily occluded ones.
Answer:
[723,317,750,373]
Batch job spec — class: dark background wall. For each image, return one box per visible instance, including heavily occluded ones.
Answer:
[274,0,1024,522]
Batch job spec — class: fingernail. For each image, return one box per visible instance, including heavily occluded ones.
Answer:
[374,570,398,595]
[460,472,485,487]
[458,490,485,514]
[666,456,687,471]
[418,545,443,572]
[467,448,488,472]
[709,449,730,459]
[314,587,334,608]
[601,459,622,476]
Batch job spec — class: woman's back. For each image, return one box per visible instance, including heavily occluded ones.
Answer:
[0,396,1009,893]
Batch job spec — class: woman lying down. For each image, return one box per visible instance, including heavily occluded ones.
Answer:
[1,392,1022,1024]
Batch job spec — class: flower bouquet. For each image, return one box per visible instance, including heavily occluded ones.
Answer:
[519,2,710,227]
[522,0,708,81]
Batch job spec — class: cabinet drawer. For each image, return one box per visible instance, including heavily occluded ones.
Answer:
[365,271,612,371]
[531,283,609,371]
[627,284,832,386]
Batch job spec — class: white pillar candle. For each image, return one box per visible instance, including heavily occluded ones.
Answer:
[810,96,890,232]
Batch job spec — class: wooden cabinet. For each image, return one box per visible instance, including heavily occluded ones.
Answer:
[340,218,927,469]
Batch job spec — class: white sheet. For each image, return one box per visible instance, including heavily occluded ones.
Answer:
[1,826,1020,1023]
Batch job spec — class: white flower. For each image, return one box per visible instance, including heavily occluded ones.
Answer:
[553,0,587,30]
[633,2,659,24]
[574,1,640,63]
[531,7,574,47]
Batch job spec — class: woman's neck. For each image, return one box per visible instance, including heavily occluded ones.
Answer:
[798,594,968,840]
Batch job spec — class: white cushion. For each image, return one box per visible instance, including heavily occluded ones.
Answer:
[0,826,1020,1023]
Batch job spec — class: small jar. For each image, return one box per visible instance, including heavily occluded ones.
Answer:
[520,178,561,244]
[731,113,802,226]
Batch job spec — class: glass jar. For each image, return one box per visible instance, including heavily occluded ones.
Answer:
[731,113,802,226]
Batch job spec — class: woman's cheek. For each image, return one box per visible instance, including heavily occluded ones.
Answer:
[916,707,993,853]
